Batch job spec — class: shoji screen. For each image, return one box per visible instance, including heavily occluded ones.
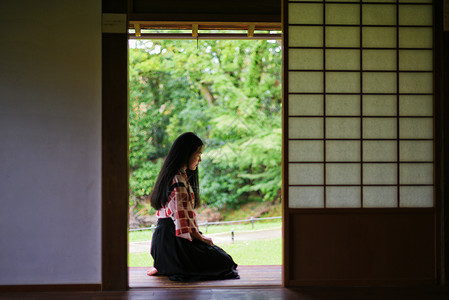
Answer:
[286,0,434,209]
[283,0,436,286]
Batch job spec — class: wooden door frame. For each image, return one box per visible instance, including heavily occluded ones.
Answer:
[101,0,449,291]
[436,0,449,286]
[102,0,129,291]
[101,0,284,290]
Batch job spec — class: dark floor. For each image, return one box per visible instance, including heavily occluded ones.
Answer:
[1,286,449,300]
[2,266,448,299]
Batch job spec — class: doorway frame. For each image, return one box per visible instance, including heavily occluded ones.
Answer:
[101,0,284,291]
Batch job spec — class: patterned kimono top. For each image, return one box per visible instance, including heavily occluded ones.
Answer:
[156,170,200,241]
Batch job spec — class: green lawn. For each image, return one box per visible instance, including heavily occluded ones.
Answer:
[128,237,281,267]
[220,238,281,265]
[129,220,281,243]
[128,220,282,267]
[129,251,153,267]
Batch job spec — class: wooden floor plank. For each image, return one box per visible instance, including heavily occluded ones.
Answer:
[129,265,282,288]
[3,267,448,300]
[1,287,449,300]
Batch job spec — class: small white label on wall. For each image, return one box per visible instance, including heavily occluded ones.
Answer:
[102,13,127,33]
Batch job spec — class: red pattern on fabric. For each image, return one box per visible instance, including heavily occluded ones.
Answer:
[155,171,199,241]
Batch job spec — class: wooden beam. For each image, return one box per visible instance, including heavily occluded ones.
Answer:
[128,13,281,24]
[129,33,281,40]
[134,23,141,37]
[128,20,281,31]
[192,24,198,37]
[128,0,281,23]
[248,24,255,38]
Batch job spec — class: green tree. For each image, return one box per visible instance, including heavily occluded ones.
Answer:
[129,39,282,220]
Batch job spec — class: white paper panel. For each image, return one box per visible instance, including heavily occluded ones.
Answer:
[362,27,396,48]
[289,49,323,70]
[289,140,324,162]
[399,73,433,94]
[288,95,324,116]
[400,186,433,207]
[326,163,360,184]
[363,141,397,161]
[289,163,324,185]
[400,163,433,184]
[289,26,323,47]
[326,141,360,161]
[363,72,397,93]
[289,72,324,93]
[326,95,360,116]
[289,3,323,24]
[363,118,397,139]
[326,72,360,93]
[400,141,433,162]
[399,118,433,139]
[289,187,324,208]
[326,4,360,25]
[399,50,433,71]
[399,5,432,26]
[326,187,361,208]
[363,163,397,184]
[363,95,397,116]
[399,28,433,48]
[326,49,360,70]
[362,50,396,71]
[326,118,361,139]
[399,95,433,116]
[363,186,397,208]
[289,117,324,139]
[362,4,396,25]
[326,27,360,47]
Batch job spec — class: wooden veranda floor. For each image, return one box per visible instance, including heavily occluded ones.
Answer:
[128,265,282,288]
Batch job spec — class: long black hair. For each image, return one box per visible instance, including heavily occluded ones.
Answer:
[150,132,203,210]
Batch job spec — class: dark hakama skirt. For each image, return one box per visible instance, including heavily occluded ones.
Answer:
[151,218,240,281]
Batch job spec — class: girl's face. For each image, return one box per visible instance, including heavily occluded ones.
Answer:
[187,145,203,171]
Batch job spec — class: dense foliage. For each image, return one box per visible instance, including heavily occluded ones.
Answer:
[129,39,282,218]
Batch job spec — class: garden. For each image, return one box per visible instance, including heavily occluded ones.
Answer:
[128,37,282,265]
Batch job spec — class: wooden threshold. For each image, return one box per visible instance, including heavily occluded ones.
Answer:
[129,265,281,288]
